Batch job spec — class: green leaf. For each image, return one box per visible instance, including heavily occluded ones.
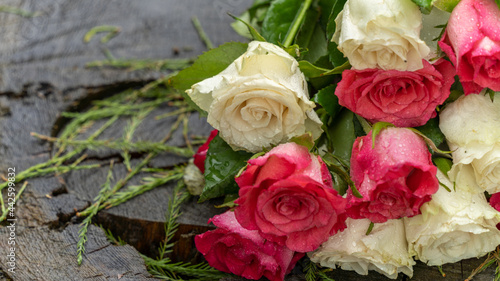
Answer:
[261,0,303,44]
[313,84,342,118]
[326,109,357,163]
[170,42,248,115]
[290,133,315,150]
[411,0,433,14]
[199,135,252,202]
[414,117,445,148]
[299,60,331,77]
[433,157,453,175]
[318,0,336,29]
[433,0,461,12]
[496,0,500,12]
[299,60,350,78]
[228,13,266,42]
[371,122,395,148]
[408,128,453,155]
[326,0,348,67]
[295,7,328,63]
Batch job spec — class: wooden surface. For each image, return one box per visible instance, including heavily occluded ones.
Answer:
[0,0,497,280]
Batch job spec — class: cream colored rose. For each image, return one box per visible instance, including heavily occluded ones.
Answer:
[439,91,500,194]
[186,41,323,153]
[332,0,430,71]
[405,169,500,266]
[309,218,415,279]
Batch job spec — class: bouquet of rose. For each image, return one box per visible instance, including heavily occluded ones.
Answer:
[170,0,500,280]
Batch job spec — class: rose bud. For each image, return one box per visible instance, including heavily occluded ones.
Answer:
[346,127,439,223]
[438,0,500,94]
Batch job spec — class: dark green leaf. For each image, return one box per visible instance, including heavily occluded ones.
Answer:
[295,7,328,62]
[408,128,453,155]
[298,60,349,78]
[261,0,303,44]
[411,0,433,14]
[326,0,348,67]
[496,0,500,11]
[170,42,248,116]
[228,13,266,42]
[414,117,445,148]
[326,108,357,163]
[299,60,331,77]
[433,157,453,176]
[313,84,341,118]
[199,135,252,202]
[318,0,336,29]
[323,156,362,198]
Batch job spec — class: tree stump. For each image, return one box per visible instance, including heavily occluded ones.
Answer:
[0,1,496,280]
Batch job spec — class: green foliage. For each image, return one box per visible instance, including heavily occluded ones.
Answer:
[169,42,248,115]
[433,157,453,175]
[295,5,327,62]
[411,0,433,14]
[414,117,446,148]
[325,0,348,67]
[77,162,115,265]
[304,258,336,281]
[230,0,271,38]
[199,135,253,202]
[261,0,304,44]
[325,109,360,163]
[313,84,341,118]
[228,13,267,42]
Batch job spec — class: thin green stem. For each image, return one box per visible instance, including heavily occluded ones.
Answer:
[282,0,313,48]
[192,16,214,49]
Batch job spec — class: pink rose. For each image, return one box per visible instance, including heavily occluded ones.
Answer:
[439,0,500,95]
[195,211,303,281]
[193,129,218,174]
[335,59,455,127]
[347,128,439,223]
[234,142,347,253]
[489,193,500,230]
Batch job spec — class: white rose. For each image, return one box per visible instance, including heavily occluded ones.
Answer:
[332,0,430,71]
[186,41,323,153]
[439,91,500,194]
[309,218,415,279]
[405,169,500,266]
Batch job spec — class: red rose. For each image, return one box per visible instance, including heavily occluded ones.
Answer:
[439,0,500,95]
[335,59,455,127]
[489,193,500,230]
[195,211,304,281]
[234,142,347,253]
[347,128,439,223]
[193,129,218,173]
